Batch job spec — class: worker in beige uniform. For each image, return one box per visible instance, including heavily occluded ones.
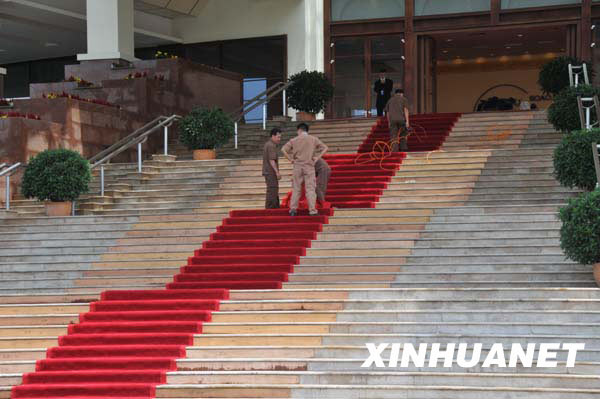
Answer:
[315,158,331,204]
[281,123,328,216]
[262,128,282,209]
[385,89,411,152]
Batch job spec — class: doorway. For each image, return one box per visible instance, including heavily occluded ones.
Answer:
[331,34,404,119]
[428,25,569,113]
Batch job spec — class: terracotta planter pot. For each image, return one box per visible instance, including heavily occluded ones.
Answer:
[296,112,316,121]
[593,263,600,287]
[193,149,216,160]
[44,201,72,217]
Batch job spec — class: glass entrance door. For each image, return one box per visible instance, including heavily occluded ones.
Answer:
[331,35,404,119]
[369,35,404,116]
[332,37,366,118]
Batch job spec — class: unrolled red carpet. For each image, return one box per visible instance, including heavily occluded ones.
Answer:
[357,113,461,153]
[11,115,453,398]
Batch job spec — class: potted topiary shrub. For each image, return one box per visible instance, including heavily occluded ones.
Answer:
[538,56,592,96]
[21,149,91,217]
[553,129,600,192]
[179,107,234,160]
[558,189,600,285]
[287,70,334,121]
[547,85,600,133]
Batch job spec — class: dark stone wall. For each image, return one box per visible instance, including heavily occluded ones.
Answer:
[9,98,149,162]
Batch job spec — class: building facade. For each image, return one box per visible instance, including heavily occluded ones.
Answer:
[1,0,599,118]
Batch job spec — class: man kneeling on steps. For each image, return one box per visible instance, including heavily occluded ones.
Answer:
[282,123,328,216]
[315,158,331,204]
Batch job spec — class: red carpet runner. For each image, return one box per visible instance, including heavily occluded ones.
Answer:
[11,115,454,399]
[358,113,461,153]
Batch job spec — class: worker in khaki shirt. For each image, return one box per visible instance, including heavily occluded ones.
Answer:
[262,128,282,209]
[385,89,411,152]
[282,123,328,216]
[315,158,331,204]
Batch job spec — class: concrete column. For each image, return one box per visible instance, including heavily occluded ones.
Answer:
[0,67,5,98]
[77,0,137,62]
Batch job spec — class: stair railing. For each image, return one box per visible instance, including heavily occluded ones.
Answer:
[577,95,600,130]
[569,63,590,87]
[229,81,292,149]
[0,162,22,211]
[593,143,600,189]
[89,114,181,196]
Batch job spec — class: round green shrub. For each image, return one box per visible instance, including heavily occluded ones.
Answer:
[547,85,600,133]
[178,107,235,150]
[553,129,600,192]
[21,149,91,202]
[538,56,591,96]
[559,189,600,265]
[287,70,334,114]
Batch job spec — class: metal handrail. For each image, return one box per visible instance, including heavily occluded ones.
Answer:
[231,81,290,122]
[1,162,22,211]
[593,143,600,189]
[89,115,168,164]
[577,95,600,130]
[230,80,292,149]
[90,114,181,197]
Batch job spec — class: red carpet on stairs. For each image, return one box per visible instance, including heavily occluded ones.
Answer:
[11,114,449,399]
[358,113,461,153]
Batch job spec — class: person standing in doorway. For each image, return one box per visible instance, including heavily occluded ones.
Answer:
[374,69,394,117]
[385,89,411,152]
[315,158,331,204]
[262,128,282,209]
[282,123,328,216]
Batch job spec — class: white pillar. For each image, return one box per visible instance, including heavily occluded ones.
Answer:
[304,0,325,73]
[77,0,137,62]
[0,67,6,98]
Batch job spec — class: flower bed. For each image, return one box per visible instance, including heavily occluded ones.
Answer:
[42,92,121,109]
[0,111,41,120]
[124,71,166,81]
[155,50,178,59]
[65,75,96,88]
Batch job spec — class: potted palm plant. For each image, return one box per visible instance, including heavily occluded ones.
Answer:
[287,71,334,121]
[21,149,91,216]
[558,189,600,285]
[179,107,235,160]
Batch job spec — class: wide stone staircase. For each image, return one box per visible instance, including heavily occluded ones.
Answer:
[0,110,597,399]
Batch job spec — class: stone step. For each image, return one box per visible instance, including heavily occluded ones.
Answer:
[153,382,600,398]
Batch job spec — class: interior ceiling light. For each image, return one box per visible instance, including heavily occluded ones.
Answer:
[446,39,453,42]
[45,42,59,47]
[517,34,524,37]
[442,50,449,53]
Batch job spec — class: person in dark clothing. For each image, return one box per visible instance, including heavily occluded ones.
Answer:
[262,128,282,209]
[374,69,394,117]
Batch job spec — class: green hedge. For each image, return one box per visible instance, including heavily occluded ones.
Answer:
[21,149,91,202]
[553,129,600,192]
[287,71,334,114]
[559,189,600,265]
[538,56,590,96]
[178,108,234,150]
[547,85,600,133]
